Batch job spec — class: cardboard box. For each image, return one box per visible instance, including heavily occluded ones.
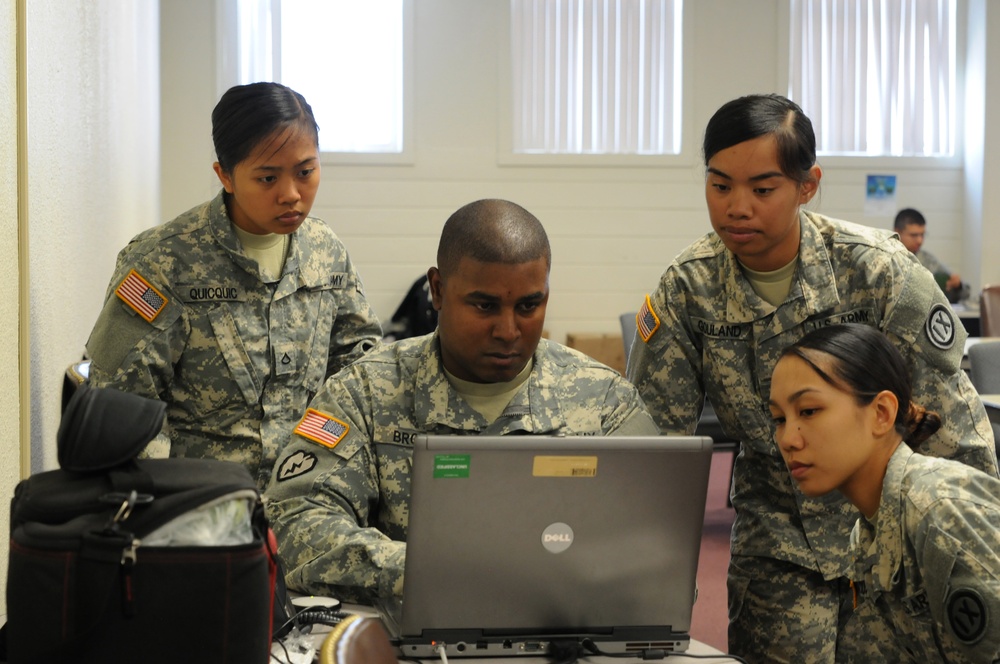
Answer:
[565,333,626,376]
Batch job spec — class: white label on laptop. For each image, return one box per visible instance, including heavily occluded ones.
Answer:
[532,456,598,477]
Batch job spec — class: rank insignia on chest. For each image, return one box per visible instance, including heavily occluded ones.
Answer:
[295,409,350,449]
[115,270,168,322]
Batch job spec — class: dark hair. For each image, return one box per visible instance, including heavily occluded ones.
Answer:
[436,199,551,277]
[703,94,817,185]
[212,82,319,173]
[780,324,942,448]
[893,207,927,231]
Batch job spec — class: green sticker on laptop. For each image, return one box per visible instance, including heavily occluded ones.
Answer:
[432,454,471,478]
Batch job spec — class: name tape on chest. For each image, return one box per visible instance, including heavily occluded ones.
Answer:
[180,285,244,303]
[115,270,168,322]
[390,429,420,446]
[804,308,876,331]
[694,318,750,340]
[294,409,350,449]
[693,307,884,346]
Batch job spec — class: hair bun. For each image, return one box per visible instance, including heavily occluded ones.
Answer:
[905,401,942,448]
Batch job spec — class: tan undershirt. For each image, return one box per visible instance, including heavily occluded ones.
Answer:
[232,224,289,281]
[445,359,534,423]
[742,256,798,307]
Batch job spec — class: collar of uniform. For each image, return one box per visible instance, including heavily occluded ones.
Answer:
[209,190,250,258]
[719,248,761,323]
[508,338,569,432]
[207,189,311,291]
[282,223,358,296]
[850,516,878,601]
[208,190,279,281]
[411,333,491,431]
[868,442,913,592]
[794,211,841,314]
[722,211,842,326]
[412,334,567,433]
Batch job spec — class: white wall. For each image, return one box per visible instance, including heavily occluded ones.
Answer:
[26,1,160,471]
[968,0,1000,289]
[160,0,219,222]
[965,0,987,291]
[0,0,23,615]
[161,0,987,345]
[1,0,163,613]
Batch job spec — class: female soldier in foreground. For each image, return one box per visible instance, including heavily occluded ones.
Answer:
[770,323,1000,663]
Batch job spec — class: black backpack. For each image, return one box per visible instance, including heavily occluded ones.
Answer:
[382,274,438,341]
[3,385,277,664]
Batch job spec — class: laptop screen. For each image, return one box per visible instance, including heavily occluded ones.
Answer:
[394,434,713,658]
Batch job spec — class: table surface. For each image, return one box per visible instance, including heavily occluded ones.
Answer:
[965,337,997,354]
[956,310,981,318]
[271,604,740,663]
[953,302,980,318]
[979,393,1000,407]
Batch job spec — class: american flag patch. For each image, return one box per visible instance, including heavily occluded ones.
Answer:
[294,409,350,449]
[636,295,661,342]
[115,270,168,322]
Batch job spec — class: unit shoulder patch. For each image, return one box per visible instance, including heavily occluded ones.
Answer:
[115,269,168,322]
[947,587,988,644]
[294,408,350,449]
[276,450,318,482]
[925,303,957,350]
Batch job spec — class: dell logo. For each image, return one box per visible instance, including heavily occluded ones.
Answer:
[541,522,574,553]
[543,534,571,542]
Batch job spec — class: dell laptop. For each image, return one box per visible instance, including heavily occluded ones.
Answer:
[380,434,713,659]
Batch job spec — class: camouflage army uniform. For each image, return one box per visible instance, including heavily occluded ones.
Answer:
[851,444,1000,663]
[265,333,660,604]
[627,210,998,663]
[86,191,382,490]
[915,248,952,277]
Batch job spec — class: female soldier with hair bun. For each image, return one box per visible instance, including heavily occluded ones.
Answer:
[86,82,381,490]
[769,323,1000,663]
[627,93,997,662]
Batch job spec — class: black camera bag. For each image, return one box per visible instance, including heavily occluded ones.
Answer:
[3,385,277,664]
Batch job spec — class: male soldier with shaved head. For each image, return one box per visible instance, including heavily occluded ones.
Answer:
[265,199,659,603]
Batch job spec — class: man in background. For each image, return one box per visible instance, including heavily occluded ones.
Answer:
[893,208,965,300]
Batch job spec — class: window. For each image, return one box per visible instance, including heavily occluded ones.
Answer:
[788,0,957,157]
[509,0,684,156]
[222,0,410,157]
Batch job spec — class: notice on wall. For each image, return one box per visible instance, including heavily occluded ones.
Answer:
[864,174,897,216]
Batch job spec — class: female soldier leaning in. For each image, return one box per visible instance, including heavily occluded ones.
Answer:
[769,323,1000,663]
[86,82,381,490]
[627,93,997,662]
